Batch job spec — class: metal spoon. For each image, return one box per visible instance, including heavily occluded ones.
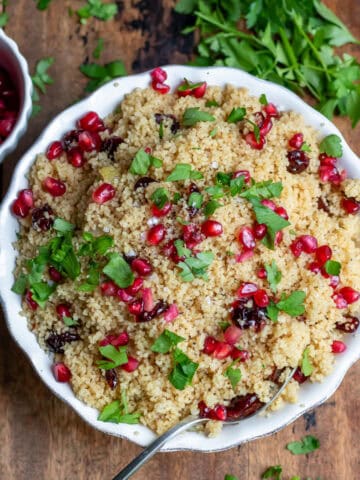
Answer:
[112,366,296,480]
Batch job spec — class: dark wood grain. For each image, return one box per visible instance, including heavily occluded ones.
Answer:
[0,1,359,479]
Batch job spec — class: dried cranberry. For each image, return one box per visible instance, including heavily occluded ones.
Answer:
[336,316,359,333]
[154,113,180,134]
[46,331,80,353]
[226,394,264,420]
[231,298,267,332]
[105,369,118,389]
[31,204,55,231]
[137,300,169,323]
[134,176,157,190]
[101,136,124,161]
[286,150,309,174]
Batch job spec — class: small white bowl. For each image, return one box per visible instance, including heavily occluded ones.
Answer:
[0,28,32,163]
[0,66,359,452]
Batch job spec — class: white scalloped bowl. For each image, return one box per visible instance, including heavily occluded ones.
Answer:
[0,66,359,452]
[0,28,32,163]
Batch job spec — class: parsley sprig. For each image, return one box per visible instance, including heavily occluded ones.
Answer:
[31,57,55,116]
[98,390,140,424]
[174,240,214,282]
[287,435,320,455]
[267,290,306,321]
[129,149,162,176]
[77,0,117,24]
[80,59,126,93]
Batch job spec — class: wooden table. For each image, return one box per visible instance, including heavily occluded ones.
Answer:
[0,1,359,479]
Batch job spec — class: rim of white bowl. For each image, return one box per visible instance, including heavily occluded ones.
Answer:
[0,28,33,163]
[0,65,359,452]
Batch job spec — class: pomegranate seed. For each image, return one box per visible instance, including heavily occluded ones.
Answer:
[163,303,179,323]
[151,80,170,94]
[213,404,227,421]
[12,198,28,218]
[78,130,101,152]
[128,300,144,315]
[201,219,223,237]
[253,289,269,307]
[25,290,38,310]
[238,226,255,250]
[307,261,321,274]
[329,275,340,289]
[293,367,308,384]
[193,82,207,98]
[151,202,172,217]
[92,183,115,204]
[299,235,318,253]
[131,258,152,276]
[237,282,258,298]
[100,281,118,296]
[12,189,34,217]
[18,189,34,207]
[259,117,272,136]
[261,199,276,210]
[121,356,139,372]
[315,245,332,265]
[46,141,63,160]
[147,224,166,245]
[233,169,251,184]
[254,223,267,240]
[213,342,233,359]
[177,86,192,97]
[288,133,304,149]
[183,224,204,249]
[203,336,219,355]
[231,348,250,362]
[150,67,167,83]
[257,268,267,279]
[341,197,360,214]
[339,287,360,304]
[77,111,104,132]
[319,165,344,185]
[336,316,359,333]
[290,239,304,257]
[125,277,143,296]
[56,304,71,320]
[224,325,242,345]
[287,150,309,174]
[142,288,154,312]
[117,288,135,303]
[275,230,283,245]
[332,293,348,309]
[331,340,347,354]
[67,147,85,168]
[52,362,71,382]
[49,266,63,283]
[99,332,129,347]
[43,177,66,197]
[235,250,254,263]
[0,115,16,137]
[319,153,337,166]
[245,132,265,150]
[263,103,279,117]
[198,400,211,417]
[275,206,288,220]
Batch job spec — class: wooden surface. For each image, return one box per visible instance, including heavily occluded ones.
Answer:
[0,1,359,479]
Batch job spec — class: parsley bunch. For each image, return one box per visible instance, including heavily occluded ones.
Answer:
[176,0,360,127]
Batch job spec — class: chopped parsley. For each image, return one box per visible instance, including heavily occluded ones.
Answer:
[31,57,55,116]
[261,465,282,480]
[129,149,162,175]
[224,475,239,480]
[93,37,104,59]
[205,100,219,108]
[319,134,343,158]
[151,329,185,354]
[177,78,205,92]
[0,12,9,27]
[102,252,134,288]
[188,192,203,209]
[226,107,247,123]
[286,435,320,455]
[267,290,306,322]
[265,261,282,293]
[301,347,314,377]
[174,240,214,282]
[324,259,341,276]
[172,192,182,204]
[151,188,169,209]
[53,218,75,233]
[240,180,283,200]
[259,93,268,105]
[224,362,242,389]
[77,0,117,24]
[158,121,164,139]
[97,345,128,370]
[169,348,199,390]
[219,321,231,331]
[63,316,79,327]
[166,163,203,182]
[98,390,140,424]
[209,127,217,137]
[35,0,53,9]
[77,260,101,292]
[182,107,215,126]
[300,142,312,152]
[204,199,222,217]
[78,232,114,257]
[80,59,126,93]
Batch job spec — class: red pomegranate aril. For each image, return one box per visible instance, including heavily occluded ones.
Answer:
[92,183,115,204]
[224,325,242,345]
[150,67,167,83]
[235,250,254,263]
[319,153,337,166]
[52,362,71,382]
[193,82,207,98]
[213,341,233,359]
[329,275,340,289]
[125,277,143,296]
[142,288,154,312]
[17,189,34,208]
[147,224,166,245]
[332,293,348,309]
[151,202,172,217]
[198,400,210,417]
[331,340,347,354]
[233,169,251,184]
[275,230,283,245]
[275,206,288,220]
[307,261,321,274]
[163,304,179,323]
[290,239,303,257]
[67,147,85,168]
[177,85,192,97]
[12,189,33,217]
[213,404,227,421]
[315,245,332,265]
[151,80,170,94]
[293,367,308,384]
[259,117,272,136]
[336,316,359,333]
[183,223,203,249]
[12,198,27,218]
[261,199,276,210]
[237,282,258,298]
[288,133,304,149]
[100,281,118,297]
[131,258,152,276]
[257,267,267,279]
[121,356,139,373]
[25,289,38,310]
[238,226,255,250]
[231,348,250,362]
[46,140,63,160]
[112,332,130,347]
[78,130,101,152]
[128,299,144,315]
[0,115,16,137]
[339,287,360,304]
[77,111,104,132]
[49,266,63,283]
[117,288,135,303]
[245,132,265,150]
[43,177,66,197]
[56,304,71,320]
[253,289,269,307]
[263,103,279,117]
[203,336,218,354]
[341,197,360,214]
[299,235,318,253]
[201,219,223,237]
[254,223,267,240]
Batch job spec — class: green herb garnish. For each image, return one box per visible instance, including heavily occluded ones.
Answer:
[129,149,162,175]
[53,218,75,233]
[324,259,341,275]
[205,100,219,107]
[174,240,214,282]
[224,475,239,480]
[188,192,203,209]
[301,346,314,376]
[35,0,53,9]
[151,329,185,354]
[80,59,126,92]
[151,188,169,209]
[224,362,242,389]
[166,163,203,181]
[98,390,140,424]
[168,347,198,390]
[240,180,283,200]
[226,107,247,123]
[97,345,128,370]
[177,78,205,92]
[93,37,104,59]
[182,107,215,126]
[102,252,134,288]
[265,260,282,293]
[319,134,343,157]
[77,0,117,23]
[286,435,320,455]
[31,57,54,116]
[261,465,282,480]
[204,199,222,217]
[259,93,268,105]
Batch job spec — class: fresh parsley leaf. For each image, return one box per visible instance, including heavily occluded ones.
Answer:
[172,192,182,204]
[205,99,219,107]
[261,465,282,480]
[166,163,203,181]
[177,78,205,92]
[324,259,341,275]
[129,149,162,175]
[216,172,232,186]
[177,251,214,282]
[301,346,314,377]
[229,176,245,196]
[35,0,53,10]
[319,134,343,158]
[240,181,283,200]
[151,329,185,354]
[301,142,312,152]
[30,281,56,308]
[188,192,203,209]
[174,0,198,14]
[77,0,117,23]
[204,199,222,217]
[276,290,306,317]
[224,363,242,389]
[98,397,140,424]
[219,321,231,331]
[31,57,54,114]
[63,316,78,327]
[97,345,128,370]
[265,260,282,293]
[103,253,134,288]
[209,127,217,137]
[80,59,126,92]
[159,121,164,139]
[224,475,239,480]
[169,347,198,390]
[12,273,28,295]
[259,93,268,105]
[174,239,192,259]
[93,37,104,59]
[205,185,225,198]
[0,12,9,27]
[182,107,215,126]
[266,301,279,322]
[286,435,320,455]
[151,188,169,209]
[227,107,246,123]
[53,218,75,233]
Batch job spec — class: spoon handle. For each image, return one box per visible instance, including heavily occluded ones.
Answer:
[112,416,205,480]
